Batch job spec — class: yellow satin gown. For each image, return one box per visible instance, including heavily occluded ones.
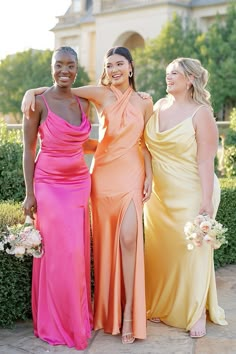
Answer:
[144,105,227,331]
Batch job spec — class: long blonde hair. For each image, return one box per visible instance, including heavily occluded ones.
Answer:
[168,57,212,109]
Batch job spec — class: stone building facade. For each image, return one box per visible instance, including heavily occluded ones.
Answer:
[52,0,228,81]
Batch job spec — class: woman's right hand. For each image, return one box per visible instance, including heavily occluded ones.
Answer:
[22,194,37,219]
[21,90,37,118]
[199,200,214,219]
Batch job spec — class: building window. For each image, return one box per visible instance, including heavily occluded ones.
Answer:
[73,0,81,12]
[86,0,93,10]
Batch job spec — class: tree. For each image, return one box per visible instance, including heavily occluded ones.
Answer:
[133,13,203,102]
[134,3,236,117]
[0,49,90,122]
[201,3,236,114]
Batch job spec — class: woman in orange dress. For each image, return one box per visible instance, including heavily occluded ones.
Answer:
[21,46,153,344]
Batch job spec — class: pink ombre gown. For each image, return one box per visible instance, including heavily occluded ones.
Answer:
[32,95,92,350]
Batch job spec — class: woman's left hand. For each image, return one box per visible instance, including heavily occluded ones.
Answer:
[143,177,152,203]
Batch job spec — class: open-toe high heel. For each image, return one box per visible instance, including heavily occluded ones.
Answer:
[122,319,135,344]
[149,317,161,323]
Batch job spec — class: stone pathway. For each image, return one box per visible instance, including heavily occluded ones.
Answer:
[0,264,235,354]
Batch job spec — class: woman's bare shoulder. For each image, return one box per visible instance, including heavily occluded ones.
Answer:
[153,97,167,111]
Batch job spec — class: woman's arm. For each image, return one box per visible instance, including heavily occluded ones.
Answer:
[21,85,107,117]
[141,140,153,203]
[71,85,107,105]
[194,107,219,217]
[22,101,41,219]
[142,98,154,203]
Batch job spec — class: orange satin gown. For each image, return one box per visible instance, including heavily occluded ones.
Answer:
[90,85,146,339]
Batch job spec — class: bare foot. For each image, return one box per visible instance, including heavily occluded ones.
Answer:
[190,311,206,338]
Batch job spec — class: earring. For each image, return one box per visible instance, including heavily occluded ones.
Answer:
[129,71,133,78]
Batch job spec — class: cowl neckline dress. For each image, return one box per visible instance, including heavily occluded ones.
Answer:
[32,94,93,350]
[144,105,227,330]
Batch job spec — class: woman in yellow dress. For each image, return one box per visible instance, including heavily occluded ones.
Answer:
[144,57,227,338]
[21,46,153,344]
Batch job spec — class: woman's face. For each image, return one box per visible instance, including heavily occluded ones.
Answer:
[166,62,189,95]
[104,54,131,87]
[51,51,78,88]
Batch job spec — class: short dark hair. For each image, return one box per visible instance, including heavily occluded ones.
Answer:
[99,46,136,91]
[52,46,78,66]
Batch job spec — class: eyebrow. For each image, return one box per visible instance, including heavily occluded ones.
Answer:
[106,60,125,65]
[166,69,180,73]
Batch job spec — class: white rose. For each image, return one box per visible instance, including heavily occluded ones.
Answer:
[203,234,213,242]
[14,246,26,256]
[194,214,205,225]
[187,243,194,251]
[200,221,211,233]
[22,230,41,247]
[184,222,195,236]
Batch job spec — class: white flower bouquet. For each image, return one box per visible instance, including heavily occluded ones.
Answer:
[184,214,228,251]
[0,216,43,260]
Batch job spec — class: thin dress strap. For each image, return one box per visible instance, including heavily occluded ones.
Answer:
[41,95,50,110]
[75,96,85,116]
[190,105,205,119]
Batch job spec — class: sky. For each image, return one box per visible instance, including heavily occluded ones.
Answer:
[0,0,71,60]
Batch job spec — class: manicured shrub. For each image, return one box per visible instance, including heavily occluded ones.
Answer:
[224,146,236,178]
[214,178,236,268]
[0,202,32,328]
[0,120,25,201]
[224,108,236,177]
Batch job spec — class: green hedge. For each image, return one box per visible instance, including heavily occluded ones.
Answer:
[224,108,236,177]
[214,178,236,268]
[0,120,25,201]
[0,178,235,327]
[0,202,32,328]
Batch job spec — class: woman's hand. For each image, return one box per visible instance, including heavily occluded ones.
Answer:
[142,176,152,203]
[22,194,37,219]
[137,91,153,100]
[199,200,214,218]
[21,87,48,118]
[21,90,37,118]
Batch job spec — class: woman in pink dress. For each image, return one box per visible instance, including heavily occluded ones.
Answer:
[22,47,93,350]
